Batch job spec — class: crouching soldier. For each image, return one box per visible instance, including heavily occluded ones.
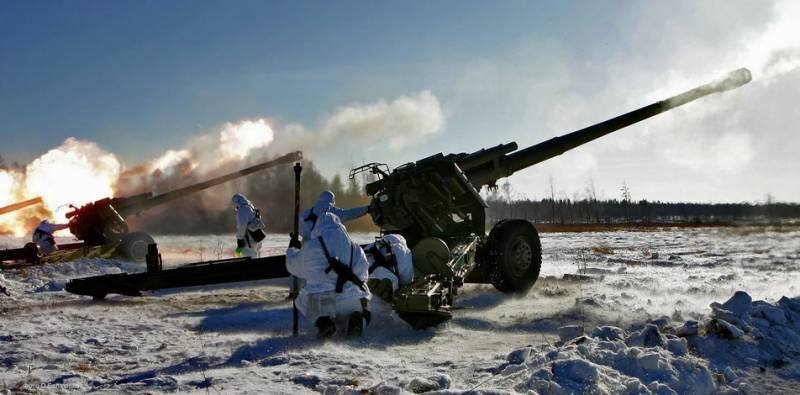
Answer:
[32,219,70,255]
[364,234,415,302]
[286,212,371,338]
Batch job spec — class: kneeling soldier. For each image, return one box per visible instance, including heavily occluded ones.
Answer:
[363,234,415,302]
[286,212,371,338]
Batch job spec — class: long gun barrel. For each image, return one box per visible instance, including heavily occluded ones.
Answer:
[112,151,303,217]
[464,68,752,186]
[61,151,302,248]
[0,197,43,216]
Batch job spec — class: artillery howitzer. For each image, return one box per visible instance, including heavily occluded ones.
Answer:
[1,152,302,267]
[66,69,750,329]
[355,68,751,327]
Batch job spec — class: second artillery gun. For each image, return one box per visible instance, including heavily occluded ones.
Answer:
[66,68,750,329]
[0,152,302,267]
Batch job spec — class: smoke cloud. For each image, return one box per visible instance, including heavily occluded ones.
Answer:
[25,138,121,222]
[321,90,444,149]
[463,0,800,202]
[1,90,442,236]
[0,138,120,235]
[0,170,31,236]
[120,90,444,234]
[219,119,275,161]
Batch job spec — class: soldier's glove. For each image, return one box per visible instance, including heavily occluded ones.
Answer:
[235,238,246,256]
[369,200,383,223]
[288,233,302,249]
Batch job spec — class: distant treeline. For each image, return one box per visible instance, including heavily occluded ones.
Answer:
[485,195,800,226]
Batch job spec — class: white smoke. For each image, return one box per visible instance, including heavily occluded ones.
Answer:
[2,90,444,234]
[739,0,800,81]
[219,119,275,161]
[141,118,275,183]
[151,149,194,177]
[0,171,23,207]
[466,0,800,202]
[146,91,445,183]
[0,170,28,236]
[123,90,445,194]
[321,90,445,149]
[25,138,121,222]
[639,0,799,181]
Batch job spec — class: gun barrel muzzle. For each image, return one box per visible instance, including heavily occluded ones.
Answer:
[713,68,752,93]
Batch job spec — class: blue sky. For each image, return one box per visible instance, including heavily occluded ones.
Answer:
[1,1,623,159]
[2,1,798,202]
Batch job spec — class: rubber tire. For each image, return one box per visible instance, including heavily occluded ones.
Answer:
[118,232,155,263]
[485,220,542,294]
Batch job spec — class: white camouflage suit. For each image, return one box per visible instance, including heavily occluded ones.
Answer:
[299,191,369,242]
[32,220,70,255]
[286,212,371,324]
[232,193,265,258]
[365,234,415,291]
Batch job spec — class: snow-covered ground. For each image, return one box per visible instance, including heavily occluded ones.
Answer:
[1,227,799,394]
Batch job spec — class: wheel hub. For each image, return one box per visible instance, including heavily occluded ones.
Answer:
[129,240,148,262]
[507,237,532,277]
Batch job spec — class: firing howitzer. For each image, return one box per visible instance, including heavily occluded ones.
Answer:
[2,151,302,266]
[352,68,751,328]
[65,151,302,246]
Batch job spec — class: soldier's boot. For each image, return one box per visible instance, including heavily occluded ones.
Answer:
[346,311,364,338]
[315,316,336,339]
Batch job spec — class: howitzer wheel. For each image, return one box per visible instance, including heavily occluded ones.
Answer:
[118,232,155,263]
[484,220,542,294]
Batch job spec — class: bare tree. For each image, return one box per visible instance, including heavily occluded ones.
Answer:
[766,193,775,223]
[584,177,599,223]
[502,181,513,218]
[620,181,631,222]
[548,176,556,224]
